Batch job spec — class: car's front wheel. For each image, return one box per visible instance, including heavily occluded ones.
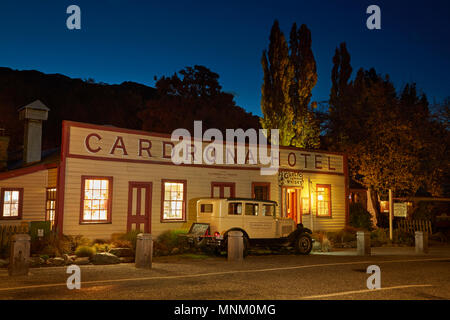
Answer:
[295,233,312,255]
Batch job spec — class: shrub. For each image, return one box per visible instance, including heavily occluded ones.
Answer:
[371,228,390,246]
[156,230,188,253]
[110,239,133,249]
[75,245,96,257]
[65,235,92,252]
[110,230,141,251]
[92,243,110,253]
[349,203,373,230]
[393,229,414,246]
[32,232,72,257]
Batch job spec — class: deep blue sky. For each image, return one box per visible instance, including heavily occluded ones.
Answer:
[0,0,449,116]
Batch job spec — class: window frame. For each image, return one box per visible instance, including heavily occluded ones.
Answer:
[316,184,332,218]
[251,182,270,200]
[79,176,113,224]
[228,202,243,216]
[211,182,235,198]
[301,197,310,215]
[160,179,187,223]
[0,188,24,220]
[46,187,57,226]
[245,202,259,216]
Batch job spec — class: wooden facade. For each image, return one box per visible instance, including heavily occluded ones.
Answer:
[0,120,349,239]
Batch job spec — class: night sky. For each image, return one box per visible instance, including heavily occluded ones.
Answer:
[0,0,449,116]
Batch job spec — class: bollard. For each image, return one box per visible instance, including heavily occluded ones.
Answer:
[135,233,153,269]
[227,231,244,262]
[8,234,31,276]
[415,231,428,254]
[356,231,371,256]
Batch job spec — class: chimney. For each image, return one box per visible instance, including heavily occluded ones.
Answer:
[18,100,49,164]
[0,129,9,171]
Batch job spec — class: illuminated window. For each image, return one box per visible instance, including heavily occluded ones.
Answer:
[316,185,331,217]
[80,177,112,223]
[0,188,23,219]
[46,188,57,226]
[162,180,186,221]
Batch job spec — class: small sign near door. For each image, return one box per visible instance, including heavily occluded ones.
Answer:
[278,171,303,187]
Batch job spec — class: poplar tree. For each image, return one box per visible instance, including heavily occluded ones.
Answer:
[328,42,353,147]
[260,20,294,146]
[289,23,320,148]
[260,21,320,148]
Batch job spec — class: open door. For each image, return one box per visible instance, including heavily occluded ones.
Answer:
[285,187,301,224]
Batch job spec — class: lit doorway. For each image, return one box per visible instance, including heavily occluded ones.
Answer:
[283,187,302,224]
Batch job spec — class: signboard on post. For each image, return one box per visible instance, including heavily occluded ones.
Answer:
[278,171,303,187]
[394,202,407,217]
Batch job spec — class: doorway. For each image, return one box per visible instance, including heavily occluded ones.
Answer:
[127,182,152,233]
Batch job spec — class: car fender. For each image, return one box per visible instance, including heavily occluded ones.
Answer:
[223,228,250,240]
[287,225,312,243]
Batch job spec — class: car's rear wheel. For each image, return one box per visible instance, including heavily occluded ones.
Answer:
[295,233,312,255]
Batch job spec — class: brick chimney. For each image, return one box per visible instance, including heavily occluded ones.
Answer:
[18,100,49,164]
[0,128,9,171]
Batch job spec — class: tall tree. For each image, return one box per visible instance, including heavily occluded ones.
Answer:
[328,42,353,148]
[289,23,321,148]
[260,21,320,148]
[260,20,295,146]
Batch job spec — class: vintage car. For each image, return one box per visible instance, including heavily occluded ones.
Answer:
[185,198,313,255]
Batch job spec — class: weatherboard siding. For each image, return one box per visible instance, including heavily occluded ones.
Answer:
[0,169,48,225]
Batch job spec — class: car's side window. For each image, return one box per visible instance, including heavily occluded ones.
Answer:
[262,204,275,216]
[200,203,213,213]
[228,202,242,215]
[245,203,259,216]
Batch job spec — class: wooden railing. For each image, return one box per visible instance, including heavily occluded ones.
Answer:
[397,220,432,234]
[0,224,30,253]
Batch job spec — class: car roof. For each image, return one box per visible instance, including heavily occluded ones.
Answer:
[197,198,278,205]
[227,198,278,205]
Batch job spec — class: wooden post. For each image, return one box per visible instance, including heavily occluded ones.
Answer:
[389,189,393,241]
[135,233,152,269]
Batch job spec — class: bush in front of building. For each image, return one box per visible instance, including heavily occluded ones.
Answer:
[92,243,111,253]
[349,202,373,230]
[31,232,72,257]
[110,230,142,251]
[370,228,390,246]
[74,245,96,258]
[154,229,189,256]
[65,235,92,252]
[393,229,415,246]
[326,227,358,248]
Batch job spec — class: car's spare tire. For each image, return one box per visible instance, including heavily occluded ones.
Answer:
[295,233,313,255]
